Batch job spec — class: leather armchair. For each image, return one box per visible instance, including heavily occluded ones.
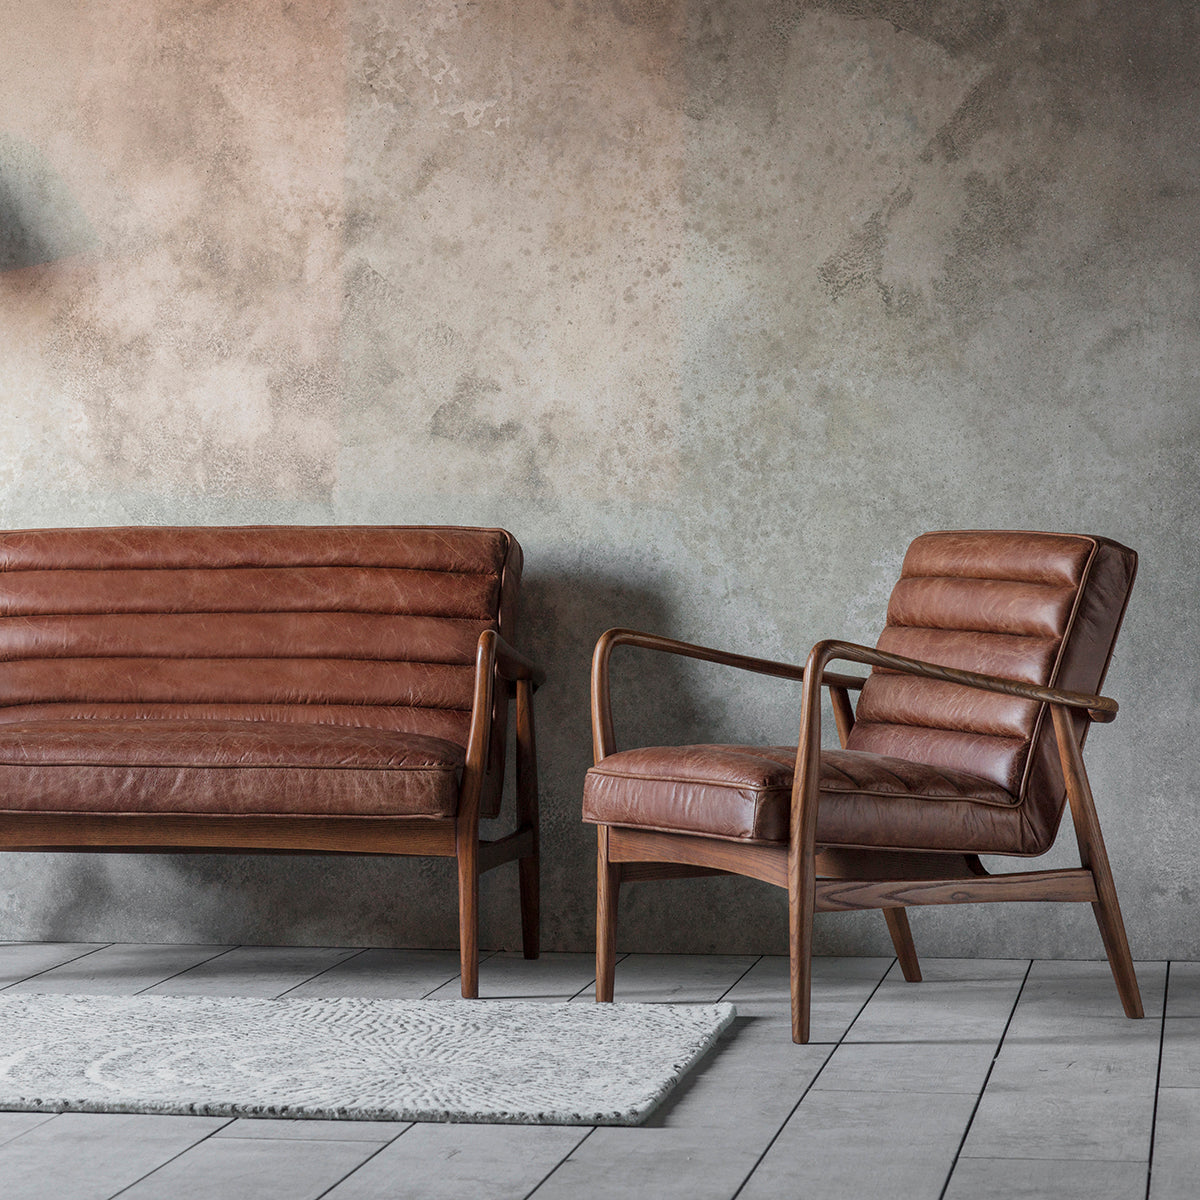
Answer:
[583,530,1141,1042]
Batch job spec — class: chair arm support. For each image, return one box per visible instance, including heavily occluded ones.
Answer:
[590,627,868,762]
[489,630,546,690]
[807,639,1118,722]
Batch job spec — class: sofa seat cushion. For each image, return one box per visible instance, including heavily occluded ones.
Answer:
[0,719,465,818]
[582,743,1031,854]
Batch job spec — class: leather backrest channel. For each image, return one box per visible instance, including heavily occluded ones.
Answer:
[0,525,522,758]
[846,530,1136,855]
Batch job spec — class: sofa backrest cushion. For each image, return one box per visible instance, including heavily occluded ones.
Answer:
[845,530,1136,854]
[0,526,522,753]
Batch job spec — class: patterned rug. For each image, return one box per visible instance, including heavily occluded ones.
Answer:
[0,994,735,1126]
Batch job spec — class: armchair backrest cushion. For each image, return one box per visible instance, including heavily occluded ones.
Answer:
[845,530,1136,854]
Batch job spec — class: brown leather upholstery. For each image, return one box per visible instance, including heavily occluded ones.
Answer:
[0,525,522,820]
[583,531,1136,855]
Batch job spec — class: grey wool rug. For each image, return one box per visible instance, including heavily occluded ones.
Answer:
[0,994,735,1126]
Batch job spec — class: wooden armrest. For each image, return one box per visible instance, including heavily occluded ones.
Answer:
[590,627,868,760]
[810,639,1118,722]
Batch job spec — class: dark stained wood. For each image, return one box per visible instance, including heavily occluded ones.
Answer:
[515,676,541,960]
[1052,704,1144,1019]
[607,827,788,889]
[590,627,866,761]
[596,825,618,1003]
[884,907,922,982]
[617,861,730,883]
[0,813,460,856]
[815,848,981,882]
[815,868,1099,911]
[476,827,536,875]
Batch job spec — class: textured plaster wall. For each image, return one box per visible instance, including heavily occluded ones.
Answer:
[0,0,1197,959]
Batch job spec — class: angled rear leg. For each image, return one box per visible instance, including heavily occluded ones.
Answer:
[884,907,922,982]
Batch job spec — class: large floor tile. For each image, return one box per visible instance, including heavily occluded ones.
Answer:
[815,1039,996,1094]
[324,1124,587,1200]
[1149,1087,1200,1200]
[599,953,759,1003]
[2,943,228,995]
[946,1156,1148,1199]
[116,1133,379,1200]
[844,958,1029,1043]
[281,949,475,999]
[213,1118,407,1142]
[1157,1017,1200,1087]
[0,943,106,988]
[423,951,602,1002]
[1163,960,1200,1017]
[0,1113,56,1149]
[0,1113,229,1200]
[145,945,361,998]
[737,1089,974,1200]
[1003,959,1166,1035]
[720,955,892,1041]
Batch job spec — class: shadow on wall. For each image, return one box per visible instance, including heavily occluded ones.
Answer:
[0,136,96,271]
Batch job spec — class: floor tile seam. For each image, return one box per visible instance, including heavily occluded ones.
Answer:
[936,957,1033,1200]
[521,1125,597,1199]
[132,944,241,995]
[0,942,115,992]
[103,1116,238,1200]
[312,1124,418,1200]
[725,955,898,1200]
[1145,959,1171,1200]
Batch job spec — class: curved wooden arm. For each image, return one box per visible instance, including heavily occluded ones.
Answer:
[809,639,1118,722]
[590,627,868,762]
[460,629,544,826]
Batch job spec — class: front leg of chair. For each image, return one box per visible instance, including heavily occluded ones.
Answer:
[788,847,816,1043]
[596,825,620,1001]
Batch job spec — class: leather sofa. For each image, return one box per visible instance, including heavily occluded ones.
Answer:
[0,524,542,993]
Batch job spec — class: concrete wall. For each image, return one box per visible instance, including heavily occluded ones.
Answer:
[1,0,1196,960]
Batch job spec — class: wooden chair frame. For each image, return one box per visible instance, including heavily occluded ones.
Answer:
[591,628,1142,1043]
[0,628,544,998]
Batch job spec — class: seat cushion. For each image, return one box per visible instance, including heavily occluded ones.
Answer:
[582,743,1032,854]
[0,719,465,818]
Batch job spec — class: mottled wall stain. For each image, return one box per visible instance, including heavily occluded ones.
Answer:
[1,0,1198,960]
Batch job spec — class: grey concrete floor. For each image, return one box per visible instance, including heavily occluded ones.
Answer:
[0,943,1191,1199]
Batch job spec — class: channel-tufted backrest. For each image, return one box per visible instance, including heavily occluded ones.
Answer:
[0,526,522,785]
[846,530,1136,854]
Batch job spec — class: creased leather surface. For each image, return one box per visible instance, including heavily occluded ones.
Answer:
[0,720,464,816]
[846,530,1136,853]
[582,744,1021,850]
[0,525,524,820]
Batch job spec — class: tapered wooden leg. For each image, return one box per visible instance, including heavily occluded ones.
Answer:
[788,849,816,1044]
[596,825,619,1002]
[1052,706,1143,1019]
[457,830,479,999]
[884,907,922,982]
[515,680,540,960]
